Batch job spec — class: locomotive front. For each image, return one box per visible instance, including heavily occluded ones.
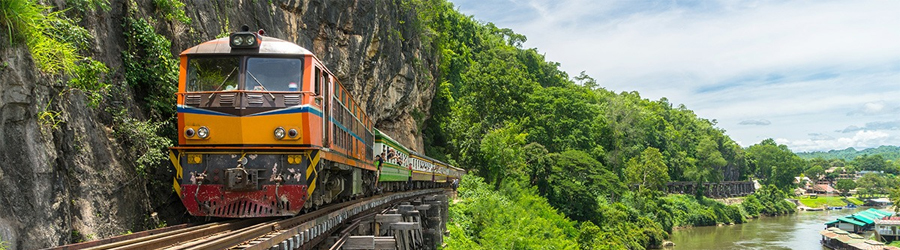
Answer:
[169,28,325,217]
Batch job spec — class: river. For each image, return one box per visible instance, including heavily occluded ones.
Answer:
[669,207,870,250]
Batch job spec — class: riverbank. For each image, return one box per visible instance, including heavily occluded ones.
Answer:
[797,196,864,209]
[669,207,869,249]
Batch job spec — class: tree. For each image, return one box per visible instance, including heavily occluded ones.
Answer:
[856,173,897,198]
[746,139,804,192]
[480,122,527,190]
[890,187,900,213]
[625,147,670,196]
[523,142,550,188]
[835,179,857,195]
[685,138,726,197]
[804,165,825,181]
[854,154,889,172]
[543,150,624,222]
[574,70,598,90]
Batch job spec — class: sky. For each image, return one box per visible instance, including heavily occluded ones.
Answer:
[448,0,900,152]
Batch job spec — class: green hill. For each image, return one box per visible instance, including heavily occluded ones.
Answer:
[796,145,900,161]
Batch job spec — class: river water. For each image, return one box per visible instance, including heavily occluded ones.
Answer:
[669,207,869,250]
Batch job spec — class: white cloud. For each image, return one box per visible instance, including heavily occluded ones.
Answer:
[847,101,900,116]
[739,119,770,126]
[780,130,892,152]
[839,120,900,133]
[450,0,900,151]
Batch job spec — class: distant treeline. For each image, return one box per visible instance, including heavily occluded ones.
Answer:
[797,145,900,162]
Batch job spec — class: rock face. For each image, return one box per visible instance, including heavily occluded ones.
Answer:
[0,0,437,249]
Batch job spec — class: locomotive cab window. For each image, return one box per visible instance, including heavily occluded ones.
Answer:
[186,57,240,92]
[244,57,303,91]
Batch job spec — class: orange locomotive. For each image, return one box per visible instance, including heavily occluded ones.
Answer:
[168,26,377,217]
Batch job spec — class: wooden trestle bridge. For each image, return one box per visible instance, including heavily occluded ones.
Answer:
[665,181,756,198]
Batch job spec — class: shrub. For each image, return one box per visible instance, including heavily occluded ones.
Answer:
[110,107,171,176]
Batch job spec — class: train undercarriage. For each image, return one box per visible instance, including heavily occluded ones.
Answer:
[171,149,446,218]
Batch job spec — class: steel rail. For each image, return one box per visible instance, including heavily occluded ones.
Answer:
[238,189,445,250]
[43,189,446,250]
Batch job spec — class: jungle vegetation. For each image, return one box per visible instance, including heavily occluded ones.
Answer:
[405,0,895,249]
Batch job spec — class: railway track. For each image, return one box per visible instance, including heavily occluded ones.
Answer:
[46,189,446,250]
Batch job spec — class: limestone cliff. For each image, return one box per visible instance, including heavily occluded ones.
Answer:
[0,0,436,249]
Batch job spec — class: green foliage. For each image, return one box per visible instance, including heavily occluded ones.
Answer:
[659,195,746,227]
[890,187,900,213]
[804,165,825,180]
[66,0,111,13]
[856,173,896,198]
[0,236,7,250]
[1,0,45,43]
[835,179,857,194]
[121,16,177,138]
[110,107,171,176]
[1,0,111,111]
[1,0,78,74]
[593,197,668,249]
[479,121,527,190]
[446,176,579,250]
[626,147,670,196]
[409,1,810,249]
[152,0,190,24]
[70,229,94,243]
[69,58,110,107]
[38,98,62,132]
[743,184,796,216]
[747,139,804,192]
[854,154,894,173]
[542,150,623,222]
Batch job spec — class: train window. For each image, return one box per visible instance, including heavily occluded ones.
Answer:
[244,57,303,91]
[314,68,321,95]
[186,57,240,92]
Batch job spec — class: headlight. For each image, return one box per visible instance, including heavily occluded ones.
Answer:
[229,32,261,49]
[198,126,210,139]
[274,127,286,140]
[185,128,195,138]
[288,128,298,138]
[231,36,243,46]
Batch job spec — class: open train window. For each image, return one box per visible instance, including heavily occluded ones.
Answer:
[244,57,303,91]
[186,57,240,92]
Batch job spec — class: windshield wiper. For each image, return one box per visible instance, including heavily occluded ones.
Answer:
[246,71,276,100]
[209,67,238,99]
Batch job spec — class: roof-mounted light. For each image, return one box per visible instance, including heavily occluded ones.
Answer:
[230,24,261,49]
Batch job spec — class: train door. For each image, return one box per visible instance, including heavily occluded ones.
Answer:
[316,66,329,147]
[324,73,332,147]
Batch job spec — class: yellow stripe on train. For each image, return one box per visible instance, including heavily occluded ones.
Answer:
[181,112,313,145]
[306,151,321,197]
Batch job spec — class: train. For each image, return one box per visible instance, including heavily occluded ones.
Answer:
[167,26,464,218]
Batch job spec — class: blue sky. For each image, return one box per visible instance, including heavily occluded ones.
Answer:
[449,0,900,152]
